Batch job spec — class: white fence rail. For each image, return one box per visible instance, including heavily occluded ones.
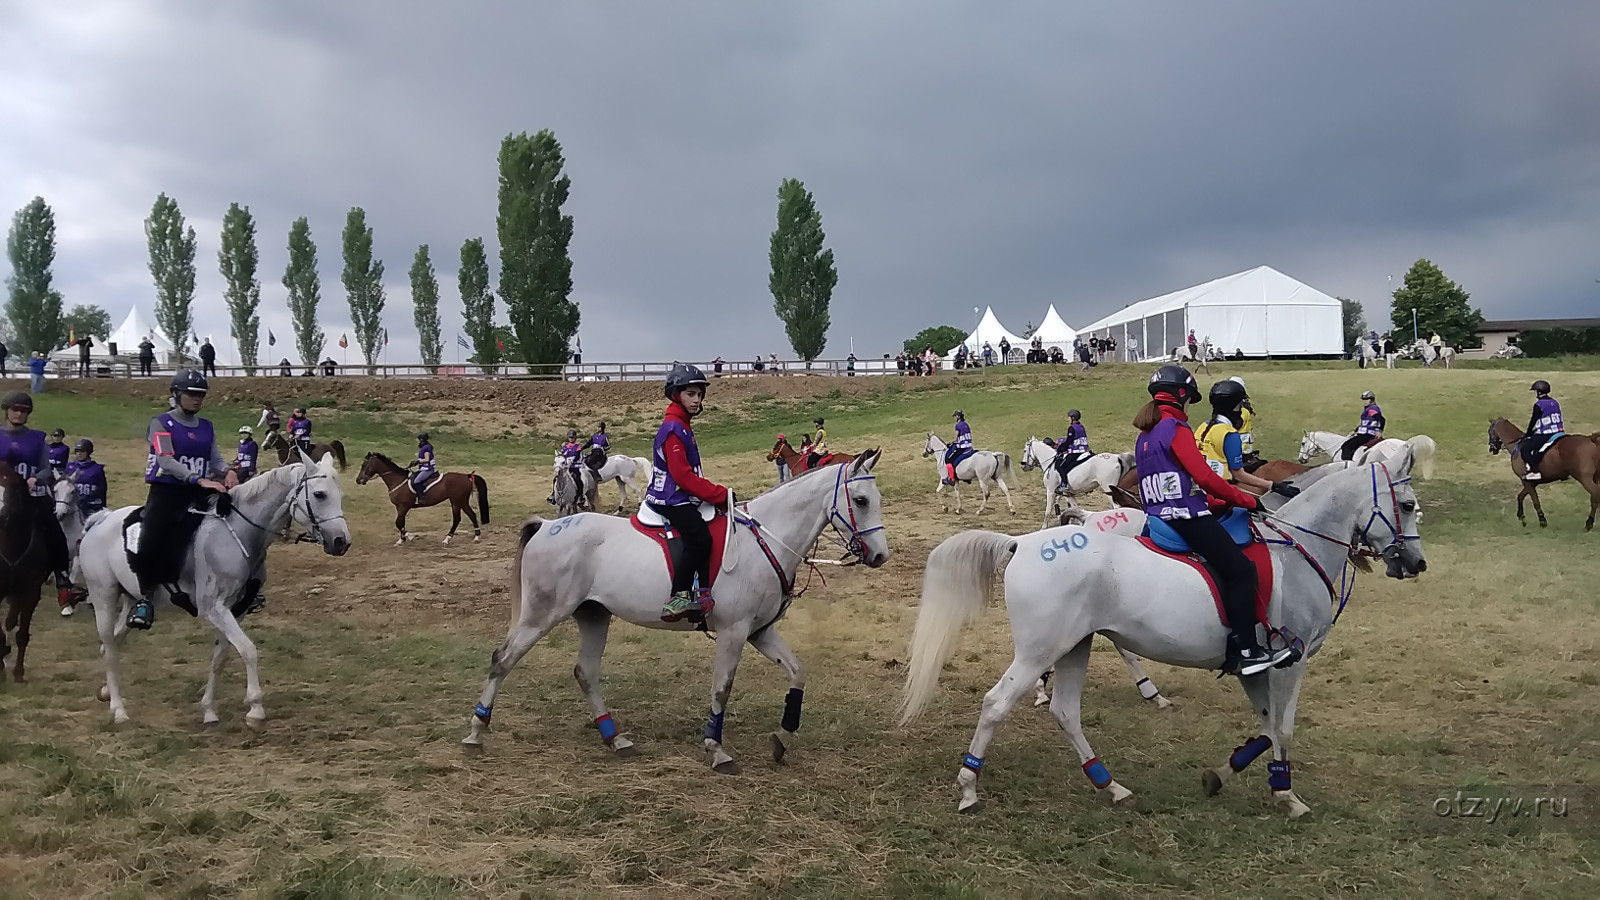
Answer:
[36,356,911,381]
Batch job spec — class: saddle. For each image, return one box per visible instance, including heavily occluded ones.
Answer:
[631,502,732,591]
[412,471,443,494]
[805,453,835,470]
[1053,451,1091,481]
[1135,509,1275,628]
[1516,432,1565,465]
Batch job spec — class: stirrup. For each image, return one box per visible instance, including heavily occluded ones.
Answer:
[128,601,154,630]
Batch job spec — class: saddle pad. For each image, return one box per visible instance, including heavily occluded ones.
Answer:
[630,513,731,590]
[1133,535,1274,628]
[635,499,716,526]
[1516,433,1566,459]
[1144,508,1252,552]
[416,471,443,492]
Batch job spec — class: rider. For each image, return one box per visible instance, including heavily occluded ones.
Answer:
[648,364,730,623]
[235,426,259,482]
[412,432,436,496]
[945,410,973,485]
[0,391,86,609]
[559,428,586,509]
[1339,391,1385,462]
[1225,376,1262,471]
[1197,380,1301,499]
[582,422,610,471]
[1520,380,1564,481]
[807,417,828,469]
[257,401,282,437]
[1133,366,1294,677]
[287,407,313,455]
[128,370,236,630]
[1051,410,1091,481]
[65,438,108,517]
[47,428,70,476]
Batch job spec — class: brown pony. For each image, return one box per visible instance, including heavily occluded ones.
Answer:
[262,429,348,470]
[1488,418,1600,531]
[0,462,53,682]
[356,452,490,544]
[1111,459,1311,509]
[767,437,856,478]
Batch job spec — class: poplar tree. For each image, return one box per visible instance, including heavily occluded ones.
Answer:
[146,193,198,357]
[769,178,837,361]
[4,196,63,354]
[219,202,262,369]
[497,130,578,368]
[284,217,325,369]
[410,244,443,369]
[341,207,386,367]
[459,237,497,372]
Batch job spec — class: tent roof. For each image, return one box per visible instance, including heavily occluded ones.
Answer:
[108,307,174,352]
[948,306,1027,357]
[1077,266,1340,332]
[1032,304,1077,344]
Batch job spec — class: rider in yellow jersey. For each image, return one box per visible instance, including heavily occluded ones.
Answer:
[1225,377,1261,471]
[807,417,827,469]
[1196,381,1298,499]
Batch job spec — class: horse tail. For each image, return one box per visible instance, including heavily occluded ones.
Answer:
[900,530,1018,725]
[1406,435,1437,480]
[510,517,542,609]
[999,452,1016,486]
[473,473,491,524]
[330,440,347,471]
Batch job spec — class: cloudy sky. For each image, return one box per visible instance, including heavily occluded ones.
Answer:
[3,1,1597,365]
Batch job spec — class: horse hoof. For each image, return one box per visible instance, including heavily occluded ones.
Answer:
[1274,790,1312,819]
[612,743,639,759]
[1105,781,1136,806]
[770,732,794,764]
[394,537,406,546]
[958,798,984,815]
[712,759,742,776]
[244,714,267,734]
[1201,768,1227,797]
[473,535,482,543]
[443,536,452,545]
[60,605,74,617]
[10,672,25,684]
[97,684,110,702]
[1153,696,1174,710]
[460,739,485,756]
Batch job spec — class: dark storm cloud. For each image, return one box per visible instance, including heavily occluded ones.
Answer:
[2,0,1597,364]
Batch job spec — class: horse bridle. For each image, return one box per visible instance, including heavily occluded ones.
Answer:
[1265,462,1417,559]
[225,467,344,546]
[827,463,885,561]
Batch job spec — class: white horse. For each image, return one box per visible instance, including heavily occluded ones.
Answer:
[1298,431,1437,477]
[463,452,891,773]
[899,452,1426,818]
[591,454,651,513]
[922,433,1016,514]
[550,454,599,515]
[1019,437,1135,529]
[78,453,352,727]
[1415,340,1454,369]
[53,479,86,617]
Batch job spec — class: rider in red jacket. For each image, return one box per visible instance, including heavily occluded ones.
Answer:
[647,365,730,622]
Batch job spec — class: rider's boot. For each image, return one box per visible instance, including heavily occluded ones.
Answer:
[56,572,87,611]
[1223,631,1292,677]
[661,589,703,623]
[944,462,957,485]
[1523,466,1542,482]
[128,596,156,630]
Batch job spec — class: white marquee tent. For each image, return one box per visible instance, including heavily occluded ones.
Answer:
[944,306,1028,364]
[1031,304,1078,353]
[107,307,176,365]
[1076,266,1343,361]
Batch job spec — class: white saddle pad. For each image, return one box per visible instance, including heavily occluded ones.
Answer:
[124,521,142,554]
[635,500,715,527]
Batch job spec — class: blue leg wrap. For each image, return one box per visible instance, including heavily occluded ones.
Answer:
[1083,757,1113,789]
[704,709,725,744]
[1229,734,1273,772]
[473,703,492,724]
[962,753,983,772]
[1268,759,1291,791]
[596,714,617,742]
[781,688,803,733]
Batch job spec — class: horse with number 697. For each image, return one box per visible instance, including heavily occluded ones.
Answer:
[462,451,891,774]
[899,450,1427,819]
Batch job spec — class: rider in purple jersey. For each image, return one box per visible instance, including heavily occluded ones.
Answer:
[65,438,108,515]
[128,370,237,630]
[648,364,730,623]
[47,428,69,474]
[1521,380,1565,481]
[0,390,85,609]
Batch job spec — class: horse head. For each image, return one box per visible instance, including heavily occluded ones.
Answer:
[921,433,940,458]
[1020,438,1041,470]
[834,449,890,568]
[1371,448,1426,579]
[1487,419,1505,455]
[289,453,351,556]
[1297,432,1319,464]
[766,438,791,461]
[355,451,381,485]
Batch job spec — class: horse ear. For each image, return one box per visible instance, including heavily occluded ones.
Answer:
[1390,446,1415,480]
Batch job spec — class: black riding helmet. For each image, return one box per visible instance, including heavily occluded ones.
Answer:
[814,417,824,426]
[75,438,94,453]
[953,409,965,420]
[1531,380,1551,395]
[171,369,208,396]
[664,363,710,399]
[567,428,578,439]
[1360,390,1375,402]
[416,432,429,443]
[1208,379,1248,407]
[51,428,66,438]
[596,421,607,431]
[1147,365,1199,404]
[1067,409,1081,420]
[1,390,32,412]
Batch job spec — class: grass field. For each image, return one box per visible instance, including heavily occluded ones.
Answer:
[2,360,1598,898]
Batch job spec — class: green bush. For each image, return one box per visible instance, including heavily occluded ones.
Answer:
[1518,327,1600,358]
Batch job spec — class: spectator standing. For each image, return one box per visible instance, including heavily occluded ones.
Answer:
[0,339,8,375]
[846,352,857,376]
[137,336,155,376]
[199,339,217,377]
[77,335,93,377]
[29,351,47,393]
[278,357,293,377]
[998,337,1010,364]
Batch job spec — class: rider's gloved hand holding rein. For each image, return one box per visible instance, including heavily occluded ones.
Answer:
[1132,366,1294,678]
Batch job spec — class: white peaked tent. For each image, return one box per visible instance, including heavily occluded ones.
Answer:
[1031,304,1078,353]
[107,307,176,364]
[944,306,1028,364]
[1076,266,1343,360]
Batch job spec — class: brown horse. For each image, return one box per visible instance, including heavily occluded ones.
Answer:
[1111,459,1311,509]
[356,452,490,545]
[0,463,53,683]
[767,437,856,478]
[1488,418,1600,531]
[262,430,348,470]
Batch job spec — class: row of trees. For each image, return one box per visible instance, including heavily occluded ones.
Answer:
[3,130,588,371]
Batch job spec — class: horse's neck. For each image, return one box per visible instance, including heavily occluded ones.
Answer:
[1274,474,1372,597]
[374,462,407,487]
[745,470,839,575]
[1032,441,1056,462]
[231,467,299,538]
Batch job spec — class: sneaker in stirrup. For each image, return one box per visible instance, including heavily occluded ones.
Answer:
[128,599,155,630]
[661,590,700,623]
[1523,470,1542,482]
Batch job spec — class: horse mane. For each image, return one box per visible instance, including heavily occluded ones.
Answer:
[369,451,402,470]
[226,461,305,504]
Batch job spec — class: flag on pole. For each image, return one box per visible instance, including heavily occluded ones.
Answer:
[457,333,469,350]
[338,334,349,349]
[268,330,276,346]
[496,337,505,352]
[382,329,388,346]
[68,326,76,346]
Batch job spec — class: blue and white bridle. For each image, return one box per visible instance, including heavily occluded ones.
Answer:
[828,464,885,560]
